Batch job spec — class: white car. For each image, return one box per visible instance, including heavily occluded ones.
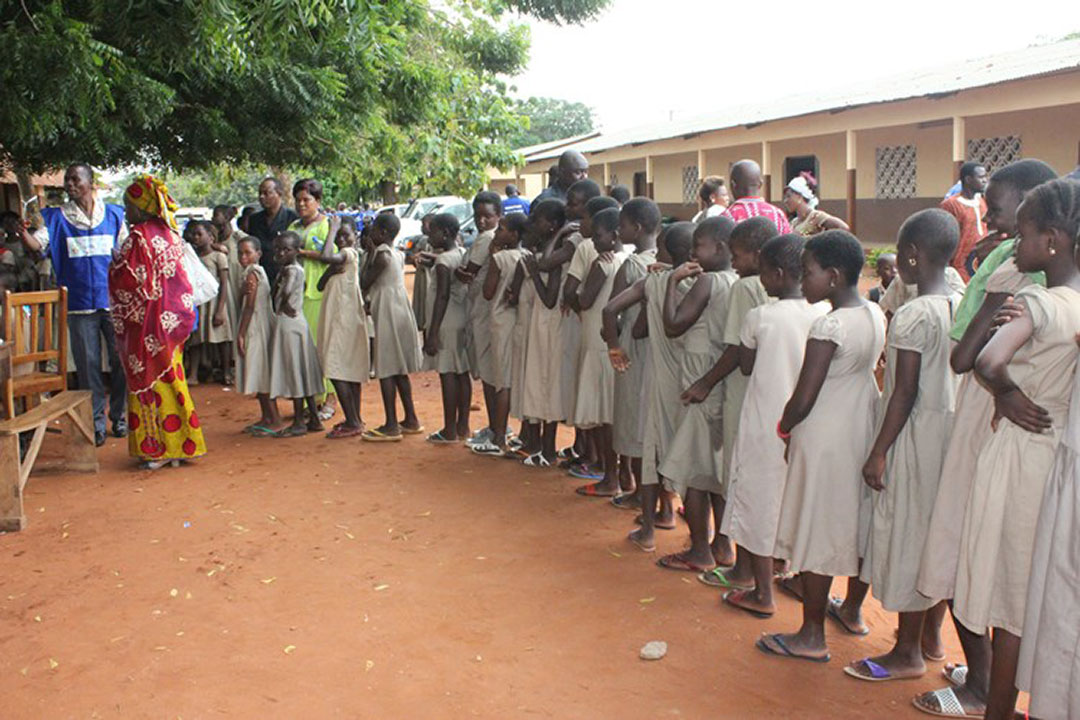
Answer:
[394,195,468,246]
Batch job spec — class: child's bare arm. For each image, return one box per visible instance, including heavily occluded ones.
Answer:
[360,249,388,293]
[424,265,452,357]
[213,266,229,327]
[236,272,258,356]
[975,304,1050,433]
[780,339,838,433]
[578,260,608,311]
[862,349,921,490]
[561,275,582,314]
[950,291,1011,373]
[738,343,756,376]
[506,262,525,306]
[682,345,739,404]
[535,225,579,272]
[482,260,501,302]
[535,265,562,309]
[664,265,709,337]
[601,277,646,348]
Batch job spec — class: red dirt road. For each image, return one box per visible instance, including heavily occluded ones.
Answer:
[1,372,988,719]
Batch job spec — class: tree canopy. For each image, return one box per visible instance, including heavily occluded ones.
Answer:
[508,96,595,149]
[0,0,608,196]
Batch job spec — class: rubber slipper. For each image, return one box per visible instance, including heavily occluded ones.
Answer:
[275,426,308,438]
[400,425,425,435]
[656,552,714,573]
[610,494,641,511]
[826,596,870,636]
[246,424,277,437]
[843,658,923,683]
[426,430,458,444]
[317,405,336,422]
[942,664,968,687]
[923,649,948,663]
[326,425,363,439]
[754,633,830,663]
[723,589,775,618]
[633,514,677,531]
[470,441,506,457]
[627,531,655,553]
[522,452,552,468]
[697,567,754,590]
[557,446,580,461]
[575,483,619,497]
[361,428,402,442]
[912,687,984,718]
[568,465,604,480]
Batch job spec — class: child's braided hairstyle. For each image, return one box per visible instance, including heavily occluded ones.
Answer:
[1024,178,1080,247]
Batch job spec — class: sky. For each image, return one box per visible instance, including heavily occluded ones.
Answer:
[511,0,1078,133]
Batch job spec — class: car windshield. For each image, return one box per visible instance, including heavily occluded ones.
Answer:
[402,199,439,220]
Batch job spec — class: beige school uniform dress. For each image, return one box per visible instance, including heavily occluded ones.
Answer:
[563,235,594,422]
[1017,361,1080,720]
[196,250,236,344]
[268,264,324,399]
[721,276,771,493]
[917,259,1034,601]
[431,247,470,374]
[465,229,495,384]
[660,270,737,499]
[571,251,626,428]
[774,303,886,578]
[722,298,827,557]
[522,239,566,423]
[490,248,524,391]
[235,264,273,395]
[222,230,249,312]
[317,247,370,383]
[418,258,438,372]
[640,270,686,487]
[613,249,656,458]
[510,252,535,421]
[954,285,1080,635]
[879,266,967,315]
[861,293,961,613]
[369,244,422,379]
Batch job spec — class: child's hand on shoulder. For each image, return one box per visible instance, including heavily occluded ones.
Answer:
[597,250,615,264]
[673,262,702,281]
[861,452,886,491]
[454,266,473,283]
[647,262,671,274]
[556,221,580,240]
[989,296,1022,338]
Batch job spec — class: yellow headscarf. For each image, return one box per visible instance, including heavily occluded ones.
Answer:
[124,174,179,230]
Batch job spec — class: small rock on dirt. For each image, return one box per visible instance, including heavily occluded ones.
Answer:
[639,641,667,660]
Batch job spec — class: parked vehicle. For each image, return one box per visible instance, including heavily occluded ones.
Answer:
[394,195,467,246]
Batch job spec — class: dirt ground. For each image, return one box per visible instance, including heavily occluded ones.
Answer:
[2,269,1018,720]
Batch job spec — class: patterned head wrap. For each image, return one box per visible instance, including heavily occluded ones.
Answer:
[787,172,819,210]
[125,174,179,230]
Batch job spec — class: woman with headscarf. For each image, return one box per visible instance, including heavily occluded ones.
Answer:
[109,174,206,470]
[782,172,849,236]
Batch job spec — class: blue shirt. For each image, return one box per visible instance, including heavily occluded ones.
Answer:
[502,196,530,216]
[42,203,125,311]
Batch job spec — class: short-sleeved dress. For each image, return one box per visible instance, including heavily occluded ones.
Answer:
[510,252,535,420]
[773,303,886,578]
[1017,360,1080,720]
[465,229,495,384]
[490,248,524,391]
[235,264,273,395]
[953,285,1080,635]
[660,270,737,498]
[879,267,967,316]
[417,257,438,372]
[521,238,566,423]
[861,293,961,613]
[430,246,470,374]
[613,249,657,458]
[640,270,686,487]
[268,263,325,399]
[196,250,236,344]
[222,231,248,312]
[369,244,422,379]
[917,258,1038,601]
[721,275,771,491]
[721,298,828,557]
[571,251,626,428]
[559,233,586,422]
[317,246,370,383]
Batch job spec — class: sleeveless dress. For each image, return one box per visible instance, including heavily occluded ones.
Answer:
[571,251,626,428]
[268,264,324,399]
[861,293,961,613]
[660,270,737,498]
[317,246,370,383]
[773,303,886,577]
[235,264,273,395]
[368,244,421,379]
[954,285,1080,635]
[431,247,470,374]
[612,249,656,458]
[640,270,686,486]
[490,248,524,391]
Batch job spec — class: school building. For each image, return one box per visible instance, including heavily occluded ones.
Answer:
[0,169,64,215]
[488,39,1080,245]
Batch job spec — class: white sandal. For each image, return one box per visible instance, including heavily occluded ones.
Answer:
[521,452,551,468]
[912,686,982,717]
[942,664,968,687]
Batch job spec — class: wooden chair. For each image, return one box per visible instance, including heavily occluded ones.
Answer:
[1,289,97,532]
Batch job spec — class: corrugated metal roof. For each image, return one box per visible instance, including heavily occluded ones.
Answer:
[525,39,1080,162]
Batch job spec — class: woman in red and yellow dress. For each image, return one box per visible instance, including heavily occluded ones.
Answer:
[109,175,206,469]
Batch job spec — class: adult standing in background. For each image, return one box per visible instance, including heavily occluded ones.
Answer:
[501,185,530,216]
[247,177,298,287]
[722,160,793,233]
[782,172,849,236]
[940,161,988,281]
[533,150,589,204]
[16,163,128,447]
[691,176,731,222]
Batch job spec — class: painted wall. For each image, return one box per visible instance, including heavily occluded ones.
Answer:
[651,152,697,205]
[767,133,847,201]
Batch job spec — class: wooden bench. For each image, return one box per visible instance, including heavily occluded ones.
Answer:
[1,289,98,532]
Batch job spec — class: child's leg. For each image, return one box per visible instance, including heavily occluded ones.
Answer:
[669,488,715,568]
[823,575,870,634]
[455,373,471,438]
[593,424,618,492]
[725,545,755,585]
[723,549,777,616]
[710,493,735,567]
[540,421,558,463]
[757,571,831,660]
[377,377,400,432]
[305,396,322,431]
[658,486,675,526]
[394,375,420,429]
[618,454,637,494]
[629,482,659,552]
[287,398,306,430]
[914,601,992,716]
[437,373,459,439]
[847,610,927,679]
[492,388,511,450]
[256,393,281,427]
[983,629,1021,720]
[221,342,234,384]
[186,345,201,385]
[520,420,539,454]
[482,381,497,433]
[330,380,360,428]
[922,599,948,660]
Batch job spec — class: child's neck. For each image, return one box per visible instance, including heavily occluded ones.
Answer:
[635,231,659,254]
[196,245,211,256]
[775,284,803,301]
[829,286,863,308]
[1043,257,1080,290]
[916,266,948,296]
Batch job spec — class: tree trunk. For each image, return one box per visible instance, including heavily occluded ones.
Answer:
[380,181,397,205]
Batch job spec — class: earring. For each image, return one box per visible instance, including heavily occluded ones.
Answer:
[908,257,917,267]
[829,280,836,288]
[1050,247,1057,256]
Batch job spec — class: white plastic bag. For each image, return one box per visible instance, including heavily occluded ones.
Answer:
[181,241,219,307]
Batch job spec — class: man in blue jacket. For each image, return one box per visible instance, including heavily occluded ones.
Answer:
[20,163,128,446]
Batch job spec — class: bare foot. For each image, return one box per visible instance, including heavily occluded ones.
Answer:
[921,624,946,662]
[723,589,776,618]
